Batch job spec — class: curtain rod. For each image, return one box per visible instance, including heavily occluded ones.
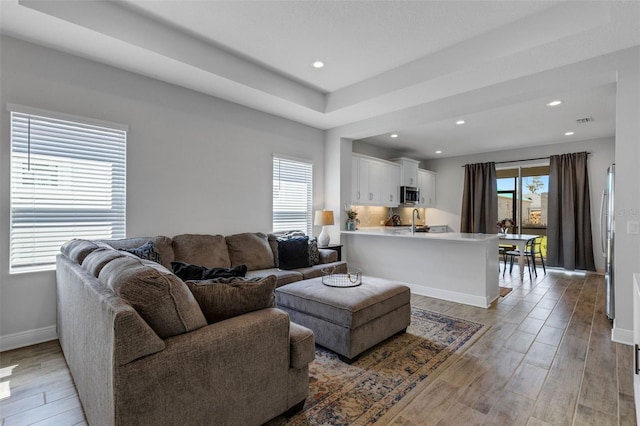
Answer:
[461,151,591,167]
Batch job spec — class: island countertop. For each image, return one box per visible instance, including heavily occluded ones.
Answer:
[341,227,498,243]
[341,227,499,308]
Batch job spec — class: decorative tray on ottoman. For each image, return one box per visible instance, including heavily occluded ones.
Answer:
[321,266,362,288]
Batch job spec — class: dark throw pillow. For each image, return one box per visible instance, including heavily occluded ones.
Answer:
[185,275,277,324]
[119,241,162,264]
[171,261,247,281]
[278,236,310,270]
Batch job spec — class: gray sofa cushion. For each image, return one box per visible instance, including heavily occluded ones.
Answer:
[61,239,111,265]
[295,261,347,280]
[267,234,280,267]
[104,236,174,269]
[246,268,303,287]
[172,234,231,268]
[82,247,127,277]
[99,256,207,338]
[226,232,275,270]
[185,275,277,324]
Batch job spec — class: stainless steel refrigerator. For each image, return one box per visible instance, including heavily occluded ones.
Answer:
[600,164,615,320]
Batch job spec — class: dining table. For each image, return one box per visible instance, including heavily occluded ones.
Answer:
[498,233,539,280]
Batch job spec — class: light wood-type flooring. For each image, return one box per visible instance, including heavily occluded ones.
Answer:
[0,267,636,425]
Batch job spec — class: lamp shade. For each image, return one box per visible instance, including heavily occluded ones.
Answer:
[314,210,334,226]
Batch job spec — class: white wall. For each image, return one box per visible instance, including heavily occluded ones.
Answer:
[0,36,325,346]
[352,140,406,161]
[422,137,615,273]
[612,47,640,344]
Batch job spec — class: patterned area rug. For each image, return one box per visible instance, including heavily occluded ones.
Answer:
[281,307,484,426]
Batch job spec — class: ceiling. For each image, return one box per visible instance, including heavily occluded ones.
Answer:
[1,1,639,160]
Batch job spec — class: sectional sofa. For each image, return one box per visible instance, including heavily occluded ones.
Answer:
[55,232,346,425]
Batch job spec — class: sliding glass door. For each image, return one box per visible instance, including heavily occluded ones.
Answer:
[497,166,550,260]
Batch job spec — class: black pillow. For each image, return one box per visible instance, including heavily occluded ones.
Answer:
[171,261,247,281]
[119,241,162,264]
[278,236,310,270]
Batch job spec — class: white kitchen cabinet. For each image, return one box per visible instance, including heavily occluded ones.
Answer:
[418,169,436,208]
[351,156,361,203]
[391,157,420,187]
[352,154,400,206]
[381,162,400,206]
[361,159,382,204]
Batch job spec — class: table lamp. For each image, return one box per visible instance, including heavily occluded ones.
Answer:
[314,210,334,247]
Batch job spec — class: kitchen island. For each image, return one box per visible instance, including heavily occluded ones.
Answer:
[341,228,499,308]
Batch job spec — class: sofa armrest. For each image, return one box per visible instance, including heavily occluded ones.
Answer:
[318,248,337,263]
[289,322,315,369]
[115,308,295,425]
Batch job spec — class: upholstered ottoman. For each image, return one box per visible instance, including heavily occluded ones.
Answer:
[275,276,411,362]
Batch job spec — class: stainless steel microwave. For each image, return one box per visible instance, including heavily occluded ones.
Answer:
[400,186,420,205]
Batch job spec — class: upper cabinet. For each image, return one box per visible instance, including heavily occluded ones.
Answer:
[381,162,401,206]
[417,169,436,208]
[351,154,400,207]
[351,156,361,203]
[391,157,419,187]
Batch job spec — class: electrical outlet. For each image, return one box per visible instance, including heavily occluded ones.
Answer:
[628,221,640,235]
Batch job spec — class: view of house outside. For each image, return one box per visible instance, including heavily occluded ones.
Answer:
[497,174,549,258]
[497,175,549,225]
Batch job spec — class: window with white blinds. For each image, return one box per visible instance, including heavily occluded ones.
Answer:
[9,106,127,273]
[272,156,313,235]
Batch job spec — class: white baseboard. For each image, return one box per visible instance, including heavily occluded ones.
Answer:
[612,325,633,346]
[407,283,493,308]
[0,325,58,352]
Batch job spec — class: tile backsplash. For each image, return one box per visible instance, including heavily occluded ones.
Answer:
[349,206,426,227]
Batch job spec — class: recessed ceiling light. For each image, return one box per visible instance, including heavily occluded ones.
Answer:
[565,131,575,136]
[547,100,563,107]
[312,61,324,69]
[390,134,399,138]
[435,150,442,154]
[456,120,465,125]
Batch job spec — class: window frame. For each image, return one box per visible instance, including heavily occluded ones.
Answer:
[272,155,313,236]
[8,104,127,274]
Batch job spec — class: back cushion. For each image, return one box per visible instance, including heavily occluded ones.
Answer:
[98,256,207,339]
[61,239,112,265]
[104,236,174,269]
[82,247,126,277]
[226,232,275,270]
[172,234,231,268]
[267,234,280,267]
[185,275,277,324]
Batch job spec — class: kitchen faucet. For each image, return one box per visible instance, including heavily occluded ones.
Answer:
[411,208,421,234]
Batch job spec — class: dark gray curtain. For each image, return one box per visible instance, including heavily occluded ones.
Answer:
[547,152,596,271]
[460,162,497,233]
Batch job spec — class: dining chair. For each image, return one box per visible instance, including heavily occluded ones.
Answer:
[498,245,511,276]
[506,237,537,279]
[525,236,546,275]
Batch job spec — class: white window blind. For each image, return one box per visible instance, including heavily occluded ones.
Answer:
[273,156,313,235]
[9,107,127,273]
